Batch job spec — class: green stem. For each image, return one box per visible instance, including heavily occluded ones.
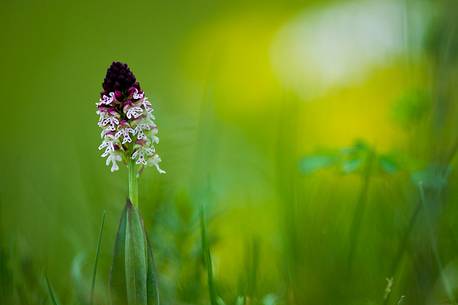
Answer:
[418,183,456,304]
[346,149,375,271]
[128,160,139,207]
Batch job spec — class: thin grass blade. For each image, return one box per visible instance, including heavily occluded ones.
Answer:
[110,203,128,305]
[90,210,106,305]
[346,150,375,270]
[146,235,160,305]
[200,205,218,305]
[45,274,61,305]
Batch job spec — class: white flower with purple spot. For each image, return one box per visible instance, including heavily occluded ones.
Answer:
[115,127,136,144]
[126,106,143,119]
[133,88,144,100]
[106,153,122,172]
[142,97,153,112]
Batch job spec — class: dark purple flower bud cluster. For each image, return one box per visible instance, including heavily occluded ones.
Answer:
[102,61,138,95]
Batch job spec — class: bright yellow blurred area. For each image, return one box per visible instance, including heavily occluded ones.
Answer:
[184,13,285,113]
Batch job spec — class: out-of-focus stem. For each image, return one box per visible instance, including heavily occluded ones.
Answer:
[128,159,139,207]
[346,149,375,271]
[418,183,456,304]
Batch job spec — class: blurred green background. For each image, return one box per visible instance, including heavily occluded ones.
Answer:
[2,0,458,304]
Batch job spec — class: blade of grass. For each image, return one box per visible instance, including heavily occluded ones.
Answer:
[45,274,61,305]
[146,235,160,305]
[383,199,422,305]
[200,205,218,305]
[90,210,106,305]
[418,182,456,304]
[347,149,375,271]
[245,238,259,303]
[110,202,128,305]
[389,200,422,275]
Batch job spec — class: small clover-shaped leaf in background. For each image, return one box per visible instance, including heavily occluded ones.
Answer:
[341,158,364,174]
[299,153,338,174]
[339,140,372,174]
[298,140,408,177]
[392,89,430,129]
[411,164,452,191]
[381,151,419,176]
[341,139,370,156]
[378,154,399,174]
[299,140,374,176]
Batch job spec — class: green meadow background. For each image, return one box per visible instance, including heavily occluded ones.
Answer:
[2,0,458,304]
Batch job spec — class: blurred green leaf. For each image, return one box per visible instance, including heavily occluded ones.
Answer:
[378,155,399,174]
[111,201,159,305]
[341,140,370,155]
[342,158,363,174]
[262,294,278,305]
[236,296,244,305]
[146,236,160,305]
[392,89,430,128]
[110,203,128,305]
[299,155,337,174]
[71,254,89,305]
[216,296,226,305]
[411,165,451,190]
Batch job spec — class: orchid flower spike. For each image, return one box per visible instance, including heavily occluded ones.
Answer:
[96,61,165,174]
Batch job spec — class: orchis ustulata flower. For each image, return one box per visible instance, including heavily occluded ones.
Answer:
[96,62,165,174]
